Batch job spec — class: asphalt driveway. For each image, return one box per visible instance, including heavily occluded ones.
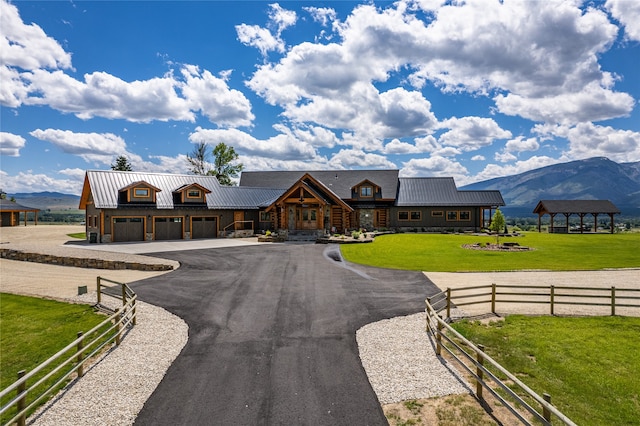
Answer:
[131,243,440,426]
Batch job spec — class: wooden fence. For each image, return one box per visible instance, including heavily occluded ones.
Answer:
[0,277,137,426]
[425,284,640,426]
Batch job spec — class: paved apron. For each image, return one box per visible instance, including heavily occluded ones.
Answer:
[131,243,439,426]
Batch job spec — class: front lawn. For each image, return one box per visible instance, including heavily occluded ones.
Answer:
[451,316,640,425]
[0,293,106,422]
[340,232,640,271]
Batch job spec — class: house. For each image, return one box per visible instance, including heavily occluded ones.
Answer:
[79,169,504,243]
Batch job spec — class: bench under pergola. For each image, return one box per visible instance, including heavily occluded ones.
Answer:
[533,200,620,234]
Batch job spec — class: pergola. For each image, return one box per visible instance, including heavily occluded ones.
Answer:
[533,200,620,234]
[0,199,40,226]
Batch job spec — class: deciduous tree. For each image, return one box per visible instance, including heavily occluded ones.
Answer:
[186,142,243,186]
[489,208,506,245]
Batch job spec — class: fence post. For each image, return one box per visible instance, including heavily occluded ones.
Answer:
[611,286,616,316]
[446,288,451,319]
[76,331,84,378]
[436,320,443,356]
[122,283,127,306]
[17,370,26,426]
[491,284,496,314]
[115,313,122,345]
[543,393,552,423]
[97,276,101,305]
[550,285,555,316]
[476,344,485,400]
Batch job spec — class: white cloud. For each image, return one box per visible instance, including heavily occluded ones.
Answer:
[328,148,397,169]
[438,116,512,151]
[236,3,297,57]
[0,132,26,156]
[0,0,72,70]
[494,81,635,125]
[400,156,468,181]
[58,167,86,180]
[189,126,318,161]
[505,136,540,153]
[471,155,485,161]
[606,0,640,41]
[304,7,337,27]
[0,170,83,194]
[536,122,640,163]
[29,129,128,164]
[473,156,563,183]
[180,67,254,127]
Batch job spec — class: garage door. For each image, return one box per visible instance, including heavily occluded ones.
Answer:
[112,217,144,242]
[155,217,183,240]
[191,217,217,239]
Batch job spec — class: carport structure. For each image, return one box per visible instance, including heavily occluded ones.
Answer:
[0,199,39,226]
[533,200,621,234]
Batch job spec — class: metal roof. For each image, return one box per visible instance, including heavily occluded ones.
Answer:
[533,200,620,214]
[0,199,40,211]
[397,177,505,207]
[84,170,286,210]
[239,170,400,199]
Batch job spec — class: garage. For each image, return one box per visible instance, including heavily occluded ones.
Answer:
[154,217,183,240]
[191,216,217,239]
[112,217,145,242]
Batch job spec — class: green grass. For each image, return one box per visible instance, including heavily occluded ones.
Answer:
[451,316,640,425]
[340,232,640,271]
[0,293,106,422]
[67,232,86,239]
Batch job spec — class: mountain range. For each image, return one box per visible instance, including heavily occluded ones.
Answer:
[6,157,640,217]
[461,157,640,217]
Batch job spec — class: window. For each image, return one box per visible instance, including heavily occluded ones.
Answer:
[398,211,409,220]
[410,211,422,220]
[459,211,471,221]
[187,189,201,198]
[360,186,373,197]
[431,211,444,217]
[260,212,271,222]
[446,211,458,221]
[134,188,149,197]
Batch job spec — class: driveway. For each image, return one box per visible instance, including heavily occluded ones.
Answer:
[131,243,440,426]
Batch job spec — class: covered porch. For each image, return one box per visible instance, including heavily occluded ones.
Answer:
[266,173,354,234]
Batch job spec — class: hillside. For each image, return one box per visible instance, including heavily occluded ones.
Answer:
[8,192,81,212]
[461,157,640,217]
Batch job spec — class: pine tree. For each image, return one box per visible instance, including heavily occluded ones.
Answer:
[111,155,133,171]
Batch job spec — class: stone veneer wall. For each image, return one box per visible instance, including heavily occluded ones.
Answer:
[0,249,173,271]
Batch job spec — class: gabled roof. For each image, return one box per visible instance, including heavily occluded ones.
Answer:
[396,177,505,207]
[207,186,286,209]
[119,181,162,192]
[173,183,212,194]
[533,200,620,214]
[266,173,353,212]
[239,170,399,200]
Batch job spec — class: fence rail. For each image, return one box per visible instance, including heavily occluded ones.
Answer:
[425,283,640,426]
[439,284,640,319]
[0,277,136,426]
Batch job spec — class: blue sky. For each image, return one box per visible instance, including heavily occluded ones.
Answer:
[1,0,639,195]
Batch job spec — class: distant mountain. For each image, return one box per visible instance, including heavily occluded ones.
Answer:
[8,192,81,211]
[460,157,640,217]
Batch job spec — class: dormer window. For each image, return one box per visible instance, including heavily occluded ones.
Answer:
[173,183,211,205]
[360,186,373,197]
[134,188,150,198]
[187,189,201,198]
[119,181,160,204]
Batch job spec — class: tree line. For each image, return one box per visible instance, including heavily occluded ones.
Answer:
[110,142,243,186]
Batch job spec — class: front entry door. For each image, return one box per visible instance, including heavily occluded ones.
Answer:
[301,208,317,230]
